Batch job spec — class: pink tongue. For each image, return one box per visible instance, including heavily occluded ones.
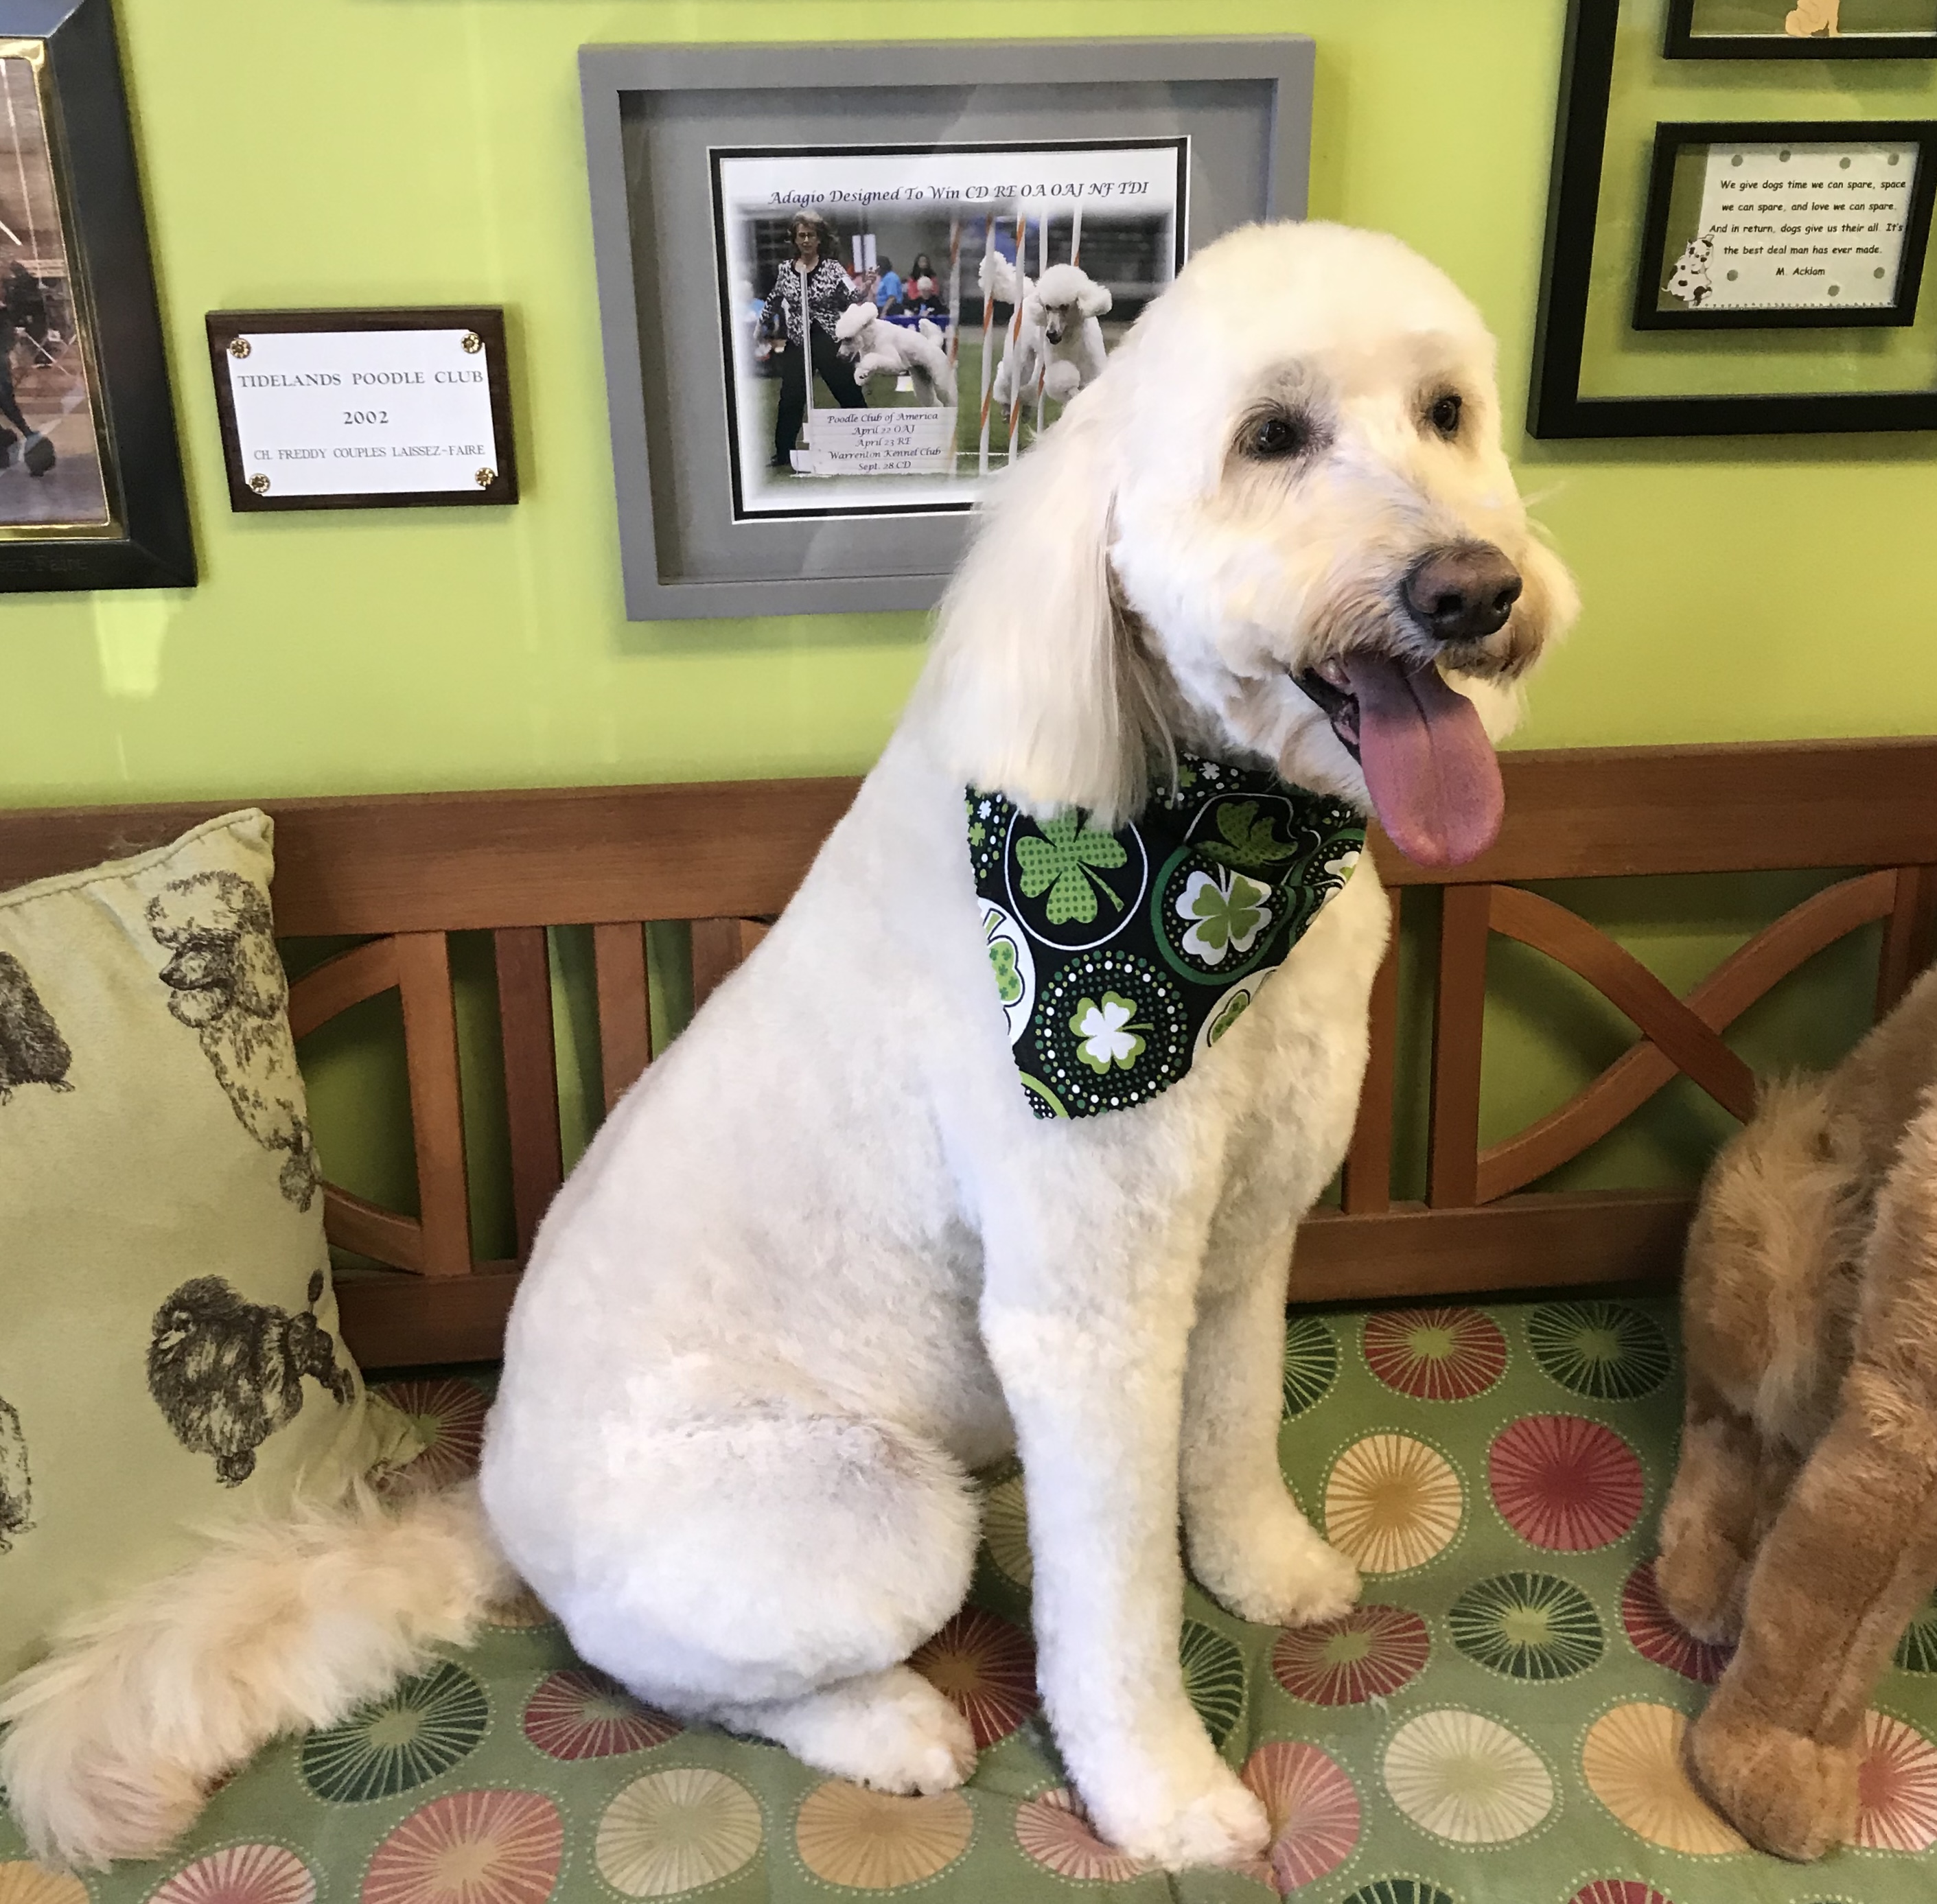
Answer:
[1339,655,1504,868]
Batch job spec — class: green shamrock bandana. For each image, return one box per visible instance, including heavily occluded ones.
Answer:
[966,756,1366,1119]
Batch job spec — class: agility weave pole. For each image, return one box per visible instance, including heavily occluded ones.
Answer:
[975,214,997,476]
[1002,212,1029,461]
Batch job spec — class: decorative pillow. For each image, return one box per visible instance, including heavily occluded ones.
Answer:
[0,810,410,1684]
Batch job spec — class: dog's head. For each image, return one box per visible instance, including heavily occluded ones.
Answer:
[927,222,1577,867]
[146,871,286,1028]
[1030,263,1113,345]
[833,301,876,351]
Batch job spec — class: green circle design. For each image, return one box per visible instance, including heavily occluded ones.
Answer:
[1282,1314,1340,1417]
[1897,1595,1937,1673]
[1338,1883,1457,1904]
[984,1469,1033,1589]
[1527,1301,1671,1402]
[1449,1571,1603,1682]
[1179,1619,1245,1749]
[299,1660,489,1802]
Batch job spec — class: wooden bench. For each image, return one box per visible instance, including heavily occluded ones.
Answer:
[3,736,1932,1368]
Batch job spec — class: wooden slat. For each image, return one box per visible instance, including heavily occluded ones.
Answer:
[0,776,860,934]
[691,916,772,1013]
[287,935,399,1040]
[594,921,651,1114]
[1294,1189,1694,1304]
[336,1264,520,1369]
[494,927,563,1262]
[1487,885,1758,1124]
[1341,890,1400,1216]
[1428,884,1492,1208]
[1879,864,1937,1014]
[1478,869,1896,1201]
[393,931,473,1277]
[322,1185,424,1275]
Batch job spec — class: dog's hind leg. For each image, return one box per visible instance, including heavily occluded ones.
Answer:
[492,1391,981,1793]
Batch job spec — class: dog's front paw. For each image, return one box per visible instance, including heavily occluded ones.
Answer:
[1105,1768,1270,1872]
[1655,1533,1747,1647]
[1192,1510,1362,1627]
[1686,1687,1857,1861]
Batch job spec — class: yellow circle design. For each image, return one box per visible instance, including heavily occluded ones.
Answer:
[0,1865,87,1904]
[983,1473,1032,1588]
[1581,1702,1747,1855]
[1323,1434,1464,1575]
[595,1767,763,1896]
[794,1782,973,1889]
[1382,1708,1553,1843]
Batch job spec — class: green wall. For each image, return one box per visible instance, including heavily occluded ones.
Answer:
[10,0,1936,811]
[6,1,1927,1233]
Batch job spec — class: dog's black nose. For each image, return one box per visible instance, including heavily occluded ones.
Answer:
[1402,543,1522,642]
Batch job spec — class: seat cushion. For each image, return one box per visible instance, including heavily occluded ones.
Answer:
[6,1295,1937,1901]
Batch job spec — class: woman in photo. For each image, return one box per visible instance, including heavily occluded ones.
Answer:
[760,213,866,470]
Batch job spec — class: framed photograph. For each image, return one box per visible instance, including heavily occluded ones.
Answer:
[1531,0,1937,433]
[1665,0,1937,58]
[1634,121,1937,327]
[0,0,191,589]
[581,38,1314,620]
[204,307,517,513]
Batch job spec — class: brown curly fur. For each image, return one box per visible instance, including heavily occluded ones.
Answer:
[1660,961,1937,1860]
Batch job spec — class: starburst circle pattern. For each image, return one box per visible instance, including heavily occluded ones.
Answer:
[301,1661,489,1803]
[1362,1308,1507,1402]
[0,1869,86,1904]
[1489,1415,1644,1552]
[1619,1559,1733,1684]
[1896,1590,1937,1673]
[1282,1314,1341,1417]
[520,1668,681,1761]
[1271,1604,1430,1706]
[1566,1884,1675,1904]
[360,1789,564,1904]
[982,1468,1032,1589]
[1336,1887,1455,1904]
[371,1378,490,1491]
[909,1606,1039,1748]
[1580,1702,1745,1854]
[148,1846,316,1904]
[1449,1571,1605,1681]
[1855,1709,1937,1851]
[1014,1789,1150,1883]
[1381,1708,1554,1844]
[594,1767,763,1896]
[1324,1434,1465,1575]
[793,1783,974,1889]
[1240,1741,1362,1893]
[1181,1619,1246,1749]
[1526,1302,1672,1402]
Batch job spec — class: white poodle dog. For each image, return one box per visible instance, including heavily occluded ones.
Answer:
[834,301,958,406]
[1,220,1577,1873]
[982,253,1112,406]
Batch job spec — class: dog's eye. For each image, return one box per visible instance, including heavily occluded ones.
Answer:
[1246,412,1307,460]
[1428,392,1463,439]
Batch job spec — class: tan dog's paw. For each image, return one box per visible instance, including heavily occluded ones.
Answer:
[1654,1535,1746,1647]
[1686,1694,1858,1861]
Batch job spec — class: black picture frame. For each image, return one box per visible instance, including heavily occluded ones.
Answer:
[1632,119,1937,329]
[0,0,192,590]
[1664,0,1937,59]
[1530,0,1937,434]
[203,307,517,513]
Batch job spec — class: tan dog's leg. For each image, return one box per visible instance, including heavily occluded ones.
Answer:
[1656,1376,1767,1644]
[1688,1100,1937,1861]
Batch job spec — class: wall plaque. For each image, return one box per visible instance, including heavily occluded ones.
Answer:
[205,307,516,511]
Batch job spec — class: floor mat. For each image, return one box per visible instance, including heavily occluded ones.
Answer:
[5,1296,1936,1902]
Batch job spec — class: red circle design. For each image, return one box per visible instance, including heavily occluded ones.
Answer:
[1362,1308,1507,1402]
[1488,1415,1644,1551]
[1240,1741,1361,1894]
[909,1606,1039,1748]
[1619,1561,1732,1684]
[149,1845,316,1904]
[360,1789,564,1904]
[1568,1884,1675,1904]
[373,1379,489,1491]
[520,1667,682,1761]
[1014,1789,1148,1883]
[1857,1710,1937,1852]
[1270,1604,1430,1706]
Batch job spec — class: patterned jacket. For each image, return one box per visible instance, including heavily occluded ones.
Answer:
[761,258,857,345]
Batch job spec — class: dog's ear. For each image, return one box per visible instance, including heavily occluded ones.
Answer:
[1079,282,1113,319]
[921,382,1161,826]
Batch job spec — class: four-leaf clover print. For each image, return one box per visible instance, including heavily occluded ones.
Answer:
[988,937,1024,1006]
[1196,798,1297,871]
[1071,992,1149,1074]
[1176,867,1273,965]
[1015,813,1128,925]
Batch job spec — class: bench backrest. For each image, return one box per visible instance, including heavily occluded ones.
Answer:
[3,738,1931,1367]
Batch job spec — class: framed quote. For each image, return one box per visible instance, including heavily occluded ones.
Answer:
[580,37,1314,620]
[1531,0,1937,434]
[0,0,192,590]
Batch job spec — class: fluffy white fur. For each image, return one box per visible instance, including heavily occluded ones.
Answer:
[1,220,1577,1874]
[833,301,958,406]
[0,1485,509,1867]
[982,255,1114,407]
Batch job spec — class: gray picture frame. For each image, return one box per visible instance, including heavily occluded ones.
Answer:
[580,37,1314,622]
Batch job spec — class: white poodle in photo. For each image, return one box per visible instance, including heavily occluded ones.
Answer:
[982,253,1112,406]
[834,301,958,406]
[1,222,1577,1873]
